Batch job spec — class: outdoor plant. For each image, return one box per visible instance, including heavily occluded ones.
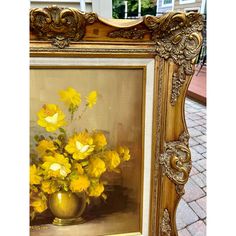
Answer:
[30,87,131,220]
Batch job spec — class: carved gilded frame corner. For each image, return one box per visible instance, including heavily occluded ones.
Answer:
[30,6,203,236]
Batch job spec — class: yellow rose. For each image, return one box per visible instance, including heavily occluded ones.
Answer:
[73,163,84,175]
[37,104,66,132]
[41,153,71,179]
[30,165,42,185]
[87,157,106,178]
[102,151,120,170]
[69,175,90,192]
[36,139,57,157]
[93,132,107,151]
[89,182,104,197]
[65,131,95,160]
[59,87,81,107]
[41,180,58,194]
[30,197,47,213]
[117,146,131,161]
[86,91,97,108]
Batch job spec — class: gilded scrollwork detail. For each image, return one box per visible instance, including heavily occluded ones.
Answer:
[144,12,203,105]
[160,131,191,194]
[160,209,171,236]
[30,5,97,48]
[108,27,150,40]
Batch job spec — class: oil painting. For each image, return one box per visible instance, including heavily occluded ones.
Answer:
[30,66,145,236]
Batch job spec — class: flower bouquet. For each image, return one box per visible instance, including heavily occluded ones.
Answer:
[30,87,131,224]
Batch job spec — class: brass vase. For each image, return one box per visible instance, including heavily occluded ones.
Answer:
[49,191,86,225]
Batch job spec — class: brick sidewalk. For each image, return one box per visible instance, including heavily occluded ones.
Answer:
[177,98,206,236]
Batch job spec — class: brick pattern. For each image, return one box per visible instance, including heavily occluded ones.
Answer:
[177,98,206,236]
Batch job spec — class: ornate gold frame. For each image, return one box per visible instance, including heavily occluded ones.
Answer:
[30,6,204,236]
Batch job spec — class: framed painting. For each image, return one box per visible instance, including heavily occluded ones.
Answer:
[29,6,203,236]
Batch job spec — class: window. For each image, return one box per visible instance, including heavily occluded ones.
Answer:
[180,0,196,4]
[185,8,200,13]
[162,0,173,6]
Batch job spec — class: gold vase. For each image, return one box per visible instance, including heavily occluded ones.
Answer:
[49,191,86,225]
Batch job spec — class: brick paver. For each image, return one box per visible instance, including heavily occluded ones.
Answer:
[177,98,206,236]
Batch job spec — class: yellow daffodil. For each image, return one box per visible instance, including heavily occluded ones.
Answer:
[59,87,81,107]
[30,165,42,185]
[93,131,107,151]
[41,153,71,179]
[102,151,121,170]
[117,146,131,161]
[69,175,90,192]
[89,182,104,197]
[37,104,66,132]
[36,139,57,157]
[30,197,47,213]
[86,91,97,108]
[65,131,95,160]
[41,180,58,194]
[87,157,106,178]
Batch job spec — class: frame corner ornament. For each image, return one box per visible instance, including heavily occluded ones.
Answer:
[144,12,204,105]
[160,208,171,236]
[160,131,191,195]
[30,5,97,48]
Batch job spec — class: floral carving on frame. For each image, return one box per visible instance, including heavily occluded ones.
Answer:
[30,5,97,48]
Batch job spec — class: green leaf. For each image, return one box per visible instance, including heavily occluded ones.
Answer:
[80,161,89,167]
[34,135,39,142]
[59,128,66,134]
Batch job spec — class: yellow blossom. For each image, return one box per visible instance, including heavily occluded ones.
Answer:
[30,165,42,185]
[93,131,107,151]
[36,139,57,157]
[59,87,81,107]
[102,151,120,170]
[117,146,131,161]
[65,131,95,160]
[41,180,58,194]
[86,91,97,108]
[37,104,66,132]
[73,163,84,175]
[87,157,106,178]
[69,175,90,192]
[41,153,71,179]
[30,197,47,213]
[89,182,104,197]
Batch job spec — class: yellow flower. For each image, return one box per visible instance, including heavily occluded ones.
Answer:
[41,180,58,194]
[41,153,71,179]
[65,131,95,160]
[36,139,57,157]
[102,151,120,170]
[89,182,104,197]
[30,165,42,185]
[86,91,97,108]
[59,87,81,107]
[69,175,90,192]
[93,131,107,151]
[117,146,131,161]
[37,104,66,132]
[87,157,106,178]
[30,197,47,213]
[73,163,84,175]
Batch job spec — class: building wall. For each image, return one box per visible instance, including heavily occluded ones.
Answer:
[30,0,112,18]
[156,0,173,14]
[174,0,202,12]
